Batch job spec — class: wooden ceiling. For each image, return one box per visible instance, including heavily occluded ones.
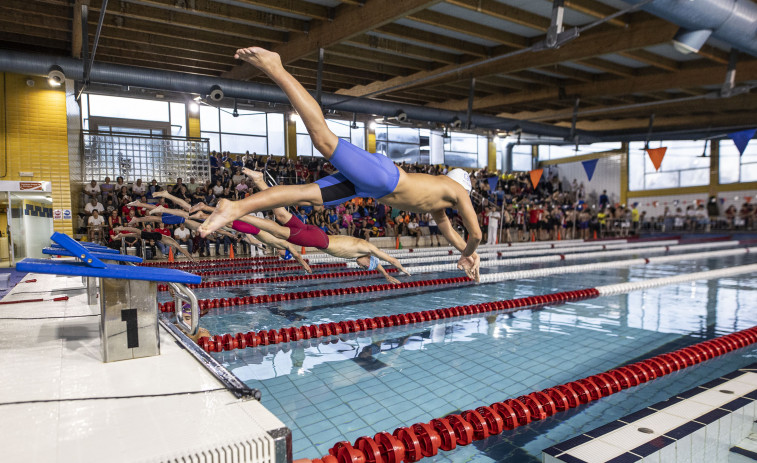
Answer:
[2,0,757,136]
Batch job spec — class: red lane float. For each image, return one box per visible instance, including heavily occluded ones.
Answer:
[0,296,69,305]
[161,276,475,316]
[311,326,757,463]
[156,268,401,292]
[194,288,600,353]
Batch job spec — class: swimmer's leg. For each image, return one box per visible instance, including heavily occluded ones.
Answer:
[198,183,321,237]
[235,47,338,157]
[244,168,293,224]
[163,235,195,261]
[238,215,291,241]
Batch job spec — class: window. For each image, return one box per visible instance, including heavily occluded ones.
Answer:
[200,107,285,155]
[628,140,710,191]
[443,132,480,168]
[297,118,365,157]
[719,139,757,184]
[537,142,622,162]
[375,125,427,164]
[511,145,533,172]
[82,94,209,183]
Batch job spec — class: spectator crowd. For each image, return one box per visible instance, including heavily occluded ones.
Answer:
[79,150,757,259]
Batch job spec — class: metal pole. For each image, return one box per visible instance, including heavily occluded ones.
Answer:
[315,47,324,107]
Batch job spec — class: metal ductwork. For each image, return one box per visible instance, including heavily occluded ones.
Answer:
[623,0,757,57]
[0,49,602,142]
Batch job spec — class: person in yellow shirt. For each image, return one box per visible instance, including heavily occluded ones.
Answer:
[631,203,640,234]
[597,209,607,238]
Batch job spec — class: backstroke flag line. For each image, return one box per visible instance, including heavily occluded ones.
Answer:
[728,128,756,156]
[582,159,599,181]
[645,147,667,171]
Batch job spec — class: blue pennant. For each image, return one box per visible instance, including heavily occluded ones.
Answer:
[728,128,756,155]
[582,159,599,181]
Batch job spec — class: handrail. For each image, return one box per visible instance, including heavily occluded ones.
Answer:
[168,282,200,336]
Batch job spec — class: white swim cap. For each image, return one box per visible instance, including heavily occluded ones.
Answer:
[446,168,472,193]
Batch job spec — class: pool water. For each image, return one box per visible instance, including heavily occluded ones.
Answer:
[190,252,757,461]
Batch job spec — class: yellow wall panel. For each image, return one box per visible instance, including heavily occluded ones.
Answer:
[0,73,73,236]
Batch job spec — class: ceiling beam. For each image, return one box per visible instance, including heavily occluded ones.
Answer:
[375,24,488,57]
[339,18,675,99]
[578,58,636,77]
[566,111,757,131]
[474,60,757,113]
[347,34,461,64]
[620,50,679,72]
[407,10,528,48]
[223,0,444,80]
[218,0,331,21]
[445,0,550,31]
[118,0,307,32]
[559,0,628,28]
[326,44,435,71]
[72,0,90,59]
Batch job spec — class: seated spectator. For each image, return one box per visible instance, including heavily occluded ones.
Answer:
[88,210,105,243]
[84,197,104,216]
[106,209,121,231]
[231,168,245,185]
[407,216,422,246]
[186,177,199,195]
[116,185,131,203]
[131,179,146,197]
[104,197,117,216]
[211,179,224,197]
[84,180,100,201]
[147,179,162,199]
[155,222,172,256]
[173,222,194,254]
[100,177,115,197]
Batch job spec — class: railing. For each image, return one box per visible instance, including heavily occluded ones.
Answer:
[82,130,211,184]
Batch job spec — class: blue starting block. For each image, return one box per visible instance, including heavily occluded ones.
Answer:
[42,245,144,305]
[17,232,202,363]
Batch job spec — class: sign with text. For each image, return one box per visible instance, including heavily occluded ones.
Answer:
[53,209,63,220]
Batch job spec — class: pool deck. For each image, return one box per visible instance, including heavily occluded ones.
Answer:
[0,272,289,462]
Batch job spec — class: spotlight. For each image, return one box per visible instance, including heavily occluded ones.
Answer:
[395,110,407,123]
[450,117,462,129]
[673,28,712,55]
[209,85,224,102]
[368,121,376,131]
[232,99,239,118]
[189,102,199,113]
[47,65,65,87]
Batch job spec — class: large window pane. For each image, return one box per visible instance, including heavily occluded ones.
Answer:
[297,134,315,157]
[538,142,621,161]
[221,134,267,154]
[326,119,352,138]
[511,145,532,172]
[645,171,678,189]
[628,151,645,191]
[200,106,219,132]
[267,113,285,156]
[170,102,186,137]
[387,127,420,144]
[629,141,709,190]
[680,168,709,187]
[719,139,757,184]
[742,163,757,182]
[220,110,267,135]
[202,131,220,152]
[88,95,169,121]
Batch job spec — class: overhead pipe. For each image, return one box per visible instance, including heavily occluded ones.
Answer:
[0,49,601,142]
[623,0,757,57]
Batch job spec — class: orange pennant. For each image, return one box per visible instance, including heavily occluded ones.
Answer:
[645,147,667,171]
[529,169,543,188]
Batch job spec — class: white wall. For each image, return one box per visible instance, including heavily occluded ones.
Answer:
[548,155,621,205]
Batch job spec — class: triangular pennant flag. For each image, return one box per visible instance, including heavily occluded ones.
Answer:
[582,159,599,181]
[728,128,756,155]
[487,176,498,192]
[529,168,543,188]
[646,147,667,171]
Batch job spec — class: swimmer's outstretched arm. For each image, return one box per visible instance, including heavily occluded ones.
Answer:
[282,241,312,274]
[366,246,411,277]
[375,264,401,285]
[237,214,291,241]
[152,190,192,212]
[126,216,162,226]
[432,210,480,283]
[114,226,143,235]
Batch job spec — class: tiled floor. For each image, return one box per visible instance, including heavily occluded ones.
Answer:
[0,273,288,462]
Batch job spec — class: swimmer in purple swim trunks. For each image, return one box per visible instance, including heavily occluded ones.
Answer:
[198,46,482,282]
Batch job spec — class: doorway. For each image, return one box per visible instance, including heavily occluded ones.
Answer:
[4,191,54,266]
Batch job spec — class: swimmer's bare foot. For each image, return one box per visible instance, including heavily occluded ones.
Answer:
[190,211,207,220]
[152,190,169,199]
[149,205,168,215]
[189,202,206,214]
[234,47,283,76]
[243,168,267,190]
[198,199,239,237]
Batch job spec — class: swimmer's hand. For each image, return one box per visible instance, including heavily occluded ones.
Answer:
[385,275,401,285]
[457,252,480,283]
[398,265,411,277]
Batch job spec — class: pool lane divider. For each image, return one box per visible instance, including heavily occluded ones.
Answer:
[306,324,757,463]
[0,296,69,305]
[193,263,757,354]
[160,245,757,315]
[157,268,401,292]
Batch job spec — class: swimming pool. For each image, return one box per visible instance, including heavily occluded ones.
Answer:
[167,248,757,461]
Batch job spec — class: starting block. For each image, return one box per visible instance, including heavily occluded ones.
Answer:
[18,232,202,363]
